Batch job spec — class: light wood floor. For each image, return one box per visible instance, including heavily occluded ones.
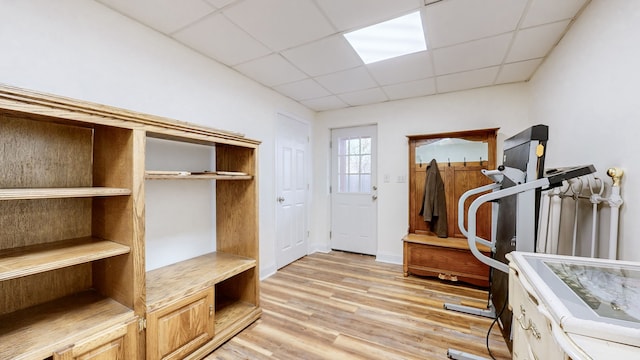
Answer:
[206,251,511,360]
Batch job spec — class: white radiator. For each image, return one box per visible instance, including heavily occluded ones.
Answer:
[537,168,623,259]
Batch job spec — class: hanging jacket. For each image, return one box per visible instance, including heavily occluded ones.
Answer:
[419,159,448,237]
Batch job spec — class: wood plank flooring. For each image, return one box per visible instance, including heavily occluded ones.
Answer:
[206,251,511,360]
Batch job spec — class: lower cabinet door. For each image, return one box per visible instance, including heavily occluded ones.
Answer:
[146,288,215,360]
[53,319,137,360]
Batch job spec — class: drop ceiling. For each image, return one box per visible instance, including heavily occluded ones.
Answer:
[95,0,590,112]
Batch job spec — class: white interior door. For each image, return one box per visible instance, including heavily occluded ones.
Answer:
[331,125,377,255]
[276,113,309,269]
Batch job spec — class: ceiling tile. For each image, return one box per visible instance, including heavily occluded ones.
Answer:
[97,0,216,34]
[433,33,512,75]
[424,0,528,48]
[234,54,307,87]
[496,59,543,84]
[281,35,363,77]
[173,13,271,66]
[98,0,592,111]
[204,0,237,9]
[315,0,419,31]
[300,96,348,111]
[436,67,499,93]
[273,79,331,101]
[383,78,437,100]
[506,20,570,62]
[338,88,388,107]
[367,51,434,86]
[223,0,335,51]
[521,0,588,28]
[314,67,377,94]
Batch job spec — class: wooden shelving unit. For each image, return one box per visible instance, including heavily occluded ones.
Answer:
[0,83,261,359]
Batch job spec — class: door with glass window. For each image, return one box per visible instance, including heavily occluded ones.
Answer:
[330,125,377,255]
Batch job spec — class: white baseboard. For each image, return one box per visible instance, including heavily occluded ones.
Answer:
[308,242,331,254]
[260,262,277,281]
[376,252,402,265]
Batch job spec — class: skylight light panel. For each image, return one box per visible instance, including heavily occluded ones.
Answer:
[344,11,427,65]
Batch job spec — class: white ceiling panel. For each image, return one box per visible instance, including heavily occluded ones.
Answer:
[97,0,591,111]
[97,0,216,34]
[433,33,512,75]
[223,0,335,51]
[300,96,348,111]
[315,0,420,31]
[205,0,236,9]
[173,13,271,66]
[367,51,434,86]
[314,67,377,94]
[281,35,363,77]
[506,20,570,62]
[233,54,307,87]
[383,78,437,100]
[521,0,588,28]
[496,59,543,84]
[424,0,528,49]
[436,67,499,93]
[274,78,331,101]
[338,88,389,107]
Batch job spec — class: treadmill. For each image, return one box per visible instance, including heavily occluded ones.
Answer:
[447,125,596,359]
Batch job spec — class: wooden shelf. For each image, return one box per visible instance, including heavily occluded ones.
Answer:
[0,237,131,281]
[0,187,131,200]
[215,300,259,332]
[146,252,256,312]
[0,290,135,360]
[145,171,252,180]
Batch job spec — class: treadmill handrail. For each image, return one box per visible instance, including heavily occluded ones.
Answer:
[457,183,501,249]
[467,177,551,273]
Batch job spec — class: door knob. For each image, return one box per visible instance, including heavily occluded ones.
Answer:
[277,196,285,203]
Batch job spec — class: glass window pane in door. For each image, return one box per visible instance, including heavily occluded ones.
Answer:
[348,138,360,155]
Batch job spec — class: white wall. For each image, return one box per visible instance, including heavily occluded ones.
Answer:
[0,0,315,278]
[312,83,531,263]
[145,139,216,271]
[528,0,640,261]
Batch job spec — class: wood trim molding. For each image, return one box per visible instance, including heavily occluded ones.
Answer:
[0,83,260,147]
